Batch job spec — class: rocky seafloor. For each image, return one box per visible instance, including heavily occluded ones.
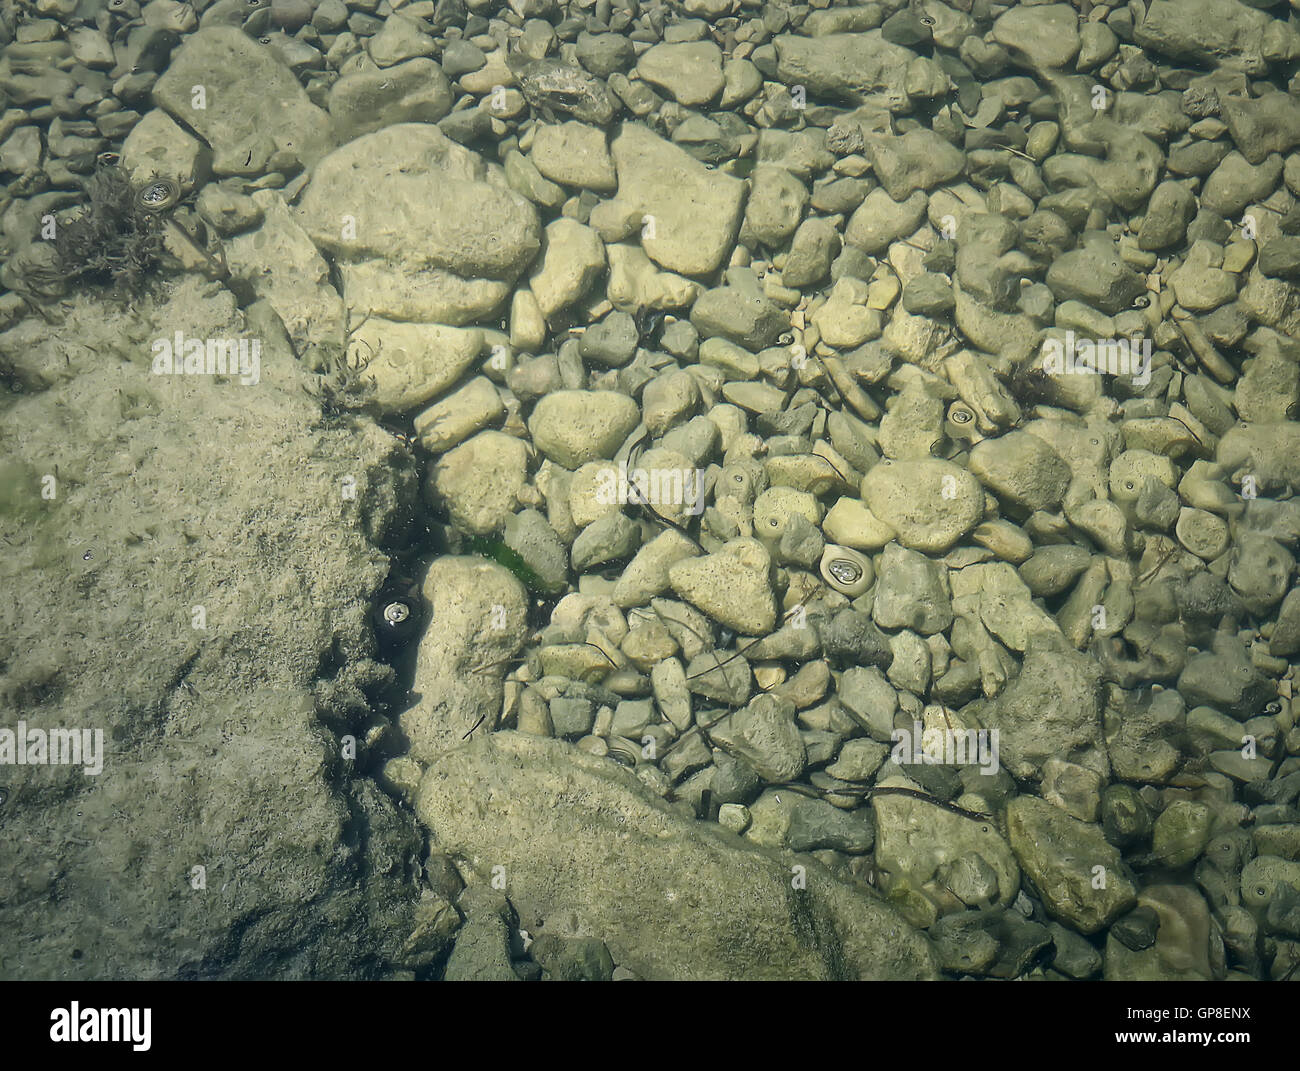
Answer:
[3,0,1300,981]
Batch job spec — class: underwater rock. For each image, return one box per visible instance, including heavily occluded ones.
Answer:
[415,732,939,979]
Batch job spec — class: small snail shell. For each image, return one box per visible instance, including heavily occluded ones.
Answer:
[134,177,181,213]
[372,590,424,647]
[818,545,873,597]
[605,737,640,768]
[945,401,984,444]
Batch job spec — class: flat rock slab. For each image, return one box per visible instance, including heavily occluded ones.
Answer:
[1136,0,1300,76]
[153,26,332,174]
[772,31,916,107]
[296,124,541,325]
[415,732,939,980]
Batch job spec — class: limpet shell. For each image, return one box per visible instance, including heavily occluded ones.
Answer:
[818,545,873,597]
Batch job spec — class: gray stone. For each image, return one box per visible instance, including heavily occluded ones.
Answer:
[224,190,344,369]
[1135,0,1300,77]
[550,696,595,738]
[743,165,808,248]
[669,539,776,635]
[992,4,1080,70]
[1177,634,1272,720]
[845,188,928,254]
[783,218,840,288]
[1227,534,1294,615]
[787,798,874,853]
[836,666,898,741]
[368,15,435,67]
[771,32,916,107]
[860,458,983,553]
[873,792,1021,924]
[981,638,1105,781]
[576,30,635,78]
[443,886,518,981]
[969,431,1072,513]
[866,128,965,200]
[1045,231,1146,314]
[690,281,788,351]
[1138,180,1196,251]
[636,41,725,107]
[531,934,615,981]
[872,544,953,635]
[427,432,528,536]
[530,121,617,192]
[1006,796,1136,935]
[572,512,641,572]
[503,509,568,594]
[714,693,807,783]
[327,58,452,143]
[579,311,638,367]
[1222,92,1300,164]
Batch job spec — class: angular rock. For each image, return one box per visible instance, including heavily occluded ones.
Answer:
[668,538,777,634]
[611,123,746,278]
[981,638,1105,781]
[1006,796,1137,935]
[153,27,332,174]
[414,733,938,979]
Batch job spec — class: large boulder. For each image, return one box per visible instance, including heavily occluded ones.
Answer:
[296,125,541,325]
[610,122,745,278]
[153,27,332,175]
[0,279,432,979]
[414,732,939,979]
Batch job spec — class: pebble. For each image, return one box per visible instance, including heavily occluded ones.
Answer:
[860,459,983,553]
[668,538,776,635]
[528,389,640,469]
